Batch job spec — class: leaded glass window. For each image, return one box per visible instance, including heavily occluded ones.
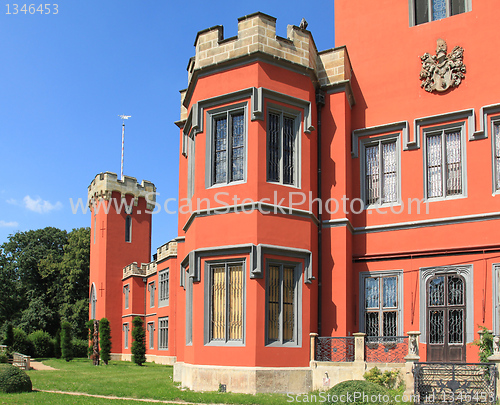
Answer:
[158,317,168,350]
[267,110,298,186]
[364,275,398,337]
[148,282,155,308]
[414,0,468,25]
[212,110,245,186]
[209,262,244,343]
[267,263,298,345]
[147,322,154,349]
[158,269,169,307]
[494,122,500,192]
[426,129,464,199]
[123,285,129,309]
[363,139,398,206]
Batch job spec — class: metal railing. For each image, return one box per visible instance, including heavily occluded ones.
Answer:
[315,337,355,362]
[365,336,408,363]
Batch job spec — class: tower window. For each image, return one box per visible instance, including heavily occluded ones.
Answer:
[412,0,469,25]
[125,215,132,243]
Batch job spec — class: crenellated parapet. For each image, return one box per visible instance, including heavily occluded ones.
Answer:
[123,262,144,279]
[88,172,156,210]
[156,240,178,262]
[186,12,351,99]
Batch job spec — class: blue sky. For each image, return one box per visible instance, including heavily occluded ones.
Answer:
[0,0,334,254]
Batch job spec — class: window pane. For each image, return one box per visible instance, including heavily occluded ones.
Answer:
[383,311,397,336]
[429,310,444,343]
[382,142,397,203]
[268,265,280,342]
[365,145,380,205]
[283,117,295,185]
[228,264,243,341]
[214,117,227,184]
[415,0,429,24]
[495,124,500,191]
[211,266,226,341]
[365,312,379,337]
[382,277,397,308]
[268,113,280,182]
[450,0,466,15]
[445,131,462,196]
[231,113,244,182]
[429,276,445,306]
[282,266,295,342]
[449,309,463,343]
[125,216,132,242]
[427,134,443,198]
[432,0,447,20]
[448,276,464,306]
[365,277,379,309]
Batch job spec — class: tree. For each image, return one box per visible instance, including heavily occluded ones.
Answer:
[131,317,146,366]
[3,323,13,348]
[53,329,61,359]
[60,322,73,362]
[99,318,111,365]
[85,320,94,358]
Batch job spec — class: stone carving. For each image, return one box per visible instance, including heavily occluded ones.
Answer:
[493,335,500,356]
[419,39,466,92]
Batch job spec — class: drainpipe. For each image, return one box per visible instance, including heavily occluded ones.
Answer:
[316,89,325,337]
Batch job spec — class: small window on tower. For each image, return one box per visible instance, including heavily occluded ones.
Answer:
[412,0,469,26]
[125,215,132,243]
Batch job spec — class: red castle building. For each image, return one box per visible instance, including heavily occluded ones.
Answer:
[89,0,500,394]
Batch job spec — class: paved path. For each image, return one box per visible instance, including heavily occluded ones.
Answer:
[30,360,58,370]
[37,390,219,404]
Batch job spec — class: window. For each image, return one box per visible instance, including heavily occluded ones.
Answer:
[267,109,299,186]
[93,215,96,244]
[364,276,398,337]
[158,269,169,307]
[148,282,155,308]
[147,322,155,349]
[361,137,399,206]
[425,127,465,199]
[266,263,299,345]
[187,134,195,199]
[158,317,168,350]
[209,108,245,186]
[412,0,469,25]
[494,122,500,192]
[123,285,129,309]
[125,215,132,242]
[90,284,96,320]
[123,323,129,349]
[208,261,244,344]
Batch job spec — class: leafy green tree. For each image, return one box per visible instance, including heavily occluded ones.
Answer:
[85,320,94,358]
[53,329,61,359]
[3,323,13,348]
[99,318,111,365]
[131,317,146,366]
[60,322,73,362]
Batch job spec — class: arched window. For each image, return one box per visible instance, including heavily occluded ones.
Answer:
[90,283,97,320]
[125,215,132,242]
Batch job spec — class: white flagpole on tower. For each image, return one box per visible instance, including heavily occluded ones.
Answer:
[118,115,131,180]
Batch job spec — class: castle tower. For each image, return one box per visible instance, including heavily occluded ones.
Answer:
[88,172,156,353]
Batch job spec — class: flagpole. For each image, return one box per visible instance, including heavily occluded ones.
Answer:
[118,115,131,180]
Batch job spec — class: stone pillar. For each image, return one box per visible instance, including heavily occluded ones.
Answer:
[353,333,365,362]
[404,331,421,398]
[310,333,318,362]
[488,335,500,400]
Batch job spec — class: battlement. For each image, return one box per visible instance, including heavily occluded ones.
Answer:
[156,240,177,262]
[88,172,156,210]
[122,261,157,279]
[187,12,351,90]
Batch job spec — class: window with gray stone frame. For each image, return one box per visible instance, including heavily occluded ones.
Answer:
[123,323,129,349]
[148,281,155,308]
[206,104,246,187]
[493,120,500,193]
[360,271,403,337]
[158,269,169,307]
[123,284,130,309]
[90,283,97,320]
[267,107,300,187]
[125,215,132,243]
[147,322,155,350]
[360,135,400,207]
[187,134,195,199]
[265,261,301,346]
[411,0,469,26]
[158,317,168,350]
[424,123,466,200]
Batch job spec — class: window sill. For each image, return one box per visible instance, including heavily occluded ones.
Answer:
[204,341,245,347]
[208,179,246,189]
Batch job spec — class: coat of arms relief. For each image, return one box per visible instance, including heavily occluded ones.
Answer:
[420,39,466,92]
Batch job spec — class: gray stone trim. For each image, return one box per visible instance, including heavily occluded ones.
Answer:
[358,270,404,336]
[323,80,355,109]
[182,202,319,232]
[158,268,169,308]
[264,260,303,347]
[419,264,474,344]
[122,313,145,318]
[490,113,500,194]
[145,313,157,317]
[257,244,314,283]
[493,263,500,335]
[359,133,402,208]
[349,211,500,234]
[352,121,409,158]
[203,259,247,346]
[185,277,193,346]
[123,323,129,349]
[322,218,354,234]
[123,284,130,310]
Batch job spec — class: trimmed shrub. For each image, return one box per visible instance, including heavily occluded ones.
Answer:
[0,364,32,393]
[53,329,61,358]
[60,322,73,362]
[364,366,401,390]
[99,318,111,365]
[72,339,88,358]
[326,380,393,405]
[0,353,8,363]
[28,330,53,358]
[11,328,33,356]
[131,317,146,366]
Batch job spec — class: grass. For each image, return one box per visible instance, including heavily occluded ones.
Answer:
[10,358,287,404]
